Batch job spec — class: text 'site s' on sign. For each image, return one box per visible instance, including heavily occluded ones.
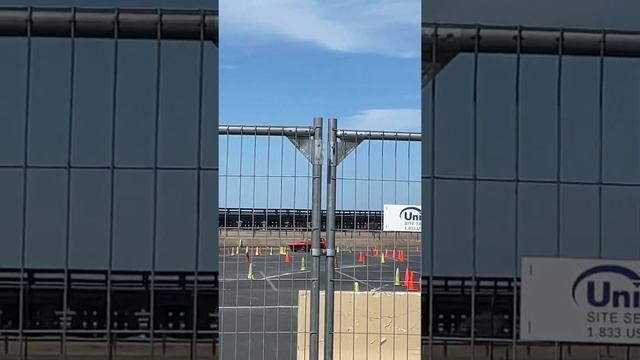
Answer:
[383,204,421,233]
[521,257,640,344]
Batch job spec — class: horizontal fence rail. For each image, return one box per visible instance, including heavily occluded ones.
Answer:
[423,22,640,360]
[0,7,218,43]
[423,23,640,85]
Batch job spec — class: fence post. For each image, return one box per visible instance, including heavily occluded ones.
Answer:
[324,118,338,358]
[309,117,323,360]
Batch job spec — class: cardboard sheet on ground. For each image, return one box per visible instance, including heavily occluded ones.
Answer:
[297,290,421,359]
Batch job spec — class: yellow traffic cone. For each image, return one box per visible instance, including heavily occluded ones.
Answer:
[353,281,360,293]
[394,267,401,286]
[239,239,243,248]
[236,246,240,255]
[300,257,307,271]
[270,247,273,256]
[336,246,340,253]
[231,247,235,256]
[380,253,386,264]
[255,247,259,256]
[247,263,255,280]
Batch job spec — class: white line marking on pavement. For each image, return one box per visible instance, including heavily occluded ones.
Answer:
[259,271,277,292]
[263,270,310,280]
[337,265,367,270]
[336,270,372,288]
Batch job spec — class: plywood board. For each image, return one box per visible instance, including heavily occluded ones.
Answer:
[297,290,421,359]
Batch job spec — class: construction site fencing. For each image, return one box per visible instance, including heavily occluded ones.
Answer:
[219,120,422,360]
[0,7,219,360]
[423,23,640,360]
[322,120,422,360]
[218,122,322,360]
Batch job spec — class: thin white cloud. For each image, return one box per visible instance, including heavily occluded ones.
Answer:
[341,108,421,132]
[220,0,420,58]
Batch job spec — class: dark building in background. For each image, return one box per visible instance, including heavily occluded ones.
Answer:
[0,4,218,358]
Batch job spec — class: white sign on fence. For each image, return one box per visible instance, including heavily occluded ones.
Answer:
[521,257,640,344]
[383,205,421,232]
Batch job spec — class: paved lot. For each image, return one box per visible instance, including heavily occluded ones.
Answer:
[219,244,422,360]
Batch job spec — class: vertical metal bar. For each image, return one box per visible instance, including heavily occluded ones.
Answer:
[597,29,605,260]
[392,133,398,360]
[512,25,522,360]
[378,134,384,358]
[220,128,230,358]
[406,134,412,360]
[61,8,77,359]
[309,117,323,360]
[554,27,564,360]
[106,8,119,360]
[428,24,438,360]
[234,129,243,359]
[303,130,311,357]
[596,27,606,360]
[325,118,337,359]
[17,7,33,360]
[262,129,271,360]
[352,132,358,360]
[190,11,206,360]
[149,10,163,359]
[293,130,303,357]
[247,128,257,360]
[470,24,479,360]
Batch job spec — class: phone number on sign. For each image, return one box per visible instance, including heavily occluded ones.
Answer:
[588,327,640,339]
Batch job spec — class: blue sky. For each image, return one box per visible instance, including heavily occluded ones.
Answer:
[219,0,421,130]
[219,0,422,211]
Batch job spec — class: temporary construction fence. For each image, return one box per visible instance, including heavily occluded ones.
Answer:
[423,23,640,359]
[219,119,422,359]
[218,122,321,360]
[0,7,218,360]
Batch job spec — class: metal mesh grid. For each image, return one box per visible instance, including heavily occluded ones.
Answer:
[0,7,218,359]
[423,23,640,359]
[325,121,422,360]
[218,124,318,360]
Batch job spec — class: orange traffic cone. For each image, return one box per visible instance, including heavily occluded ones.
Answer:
[385,249,389,258]
[416,245,420,252]
[399,250,405,263]
[374,248,380,257]
[408,271,417,291]
[358,251,365,265]
[392,249,396,260]
[285,251,291,264]
[404,268,410,288]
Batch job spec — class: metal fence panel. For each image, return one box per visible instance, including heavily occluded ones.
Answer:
[0,7,218,359]
[218,123,321,360]
[323,120,422,359]
[423,23,640,359]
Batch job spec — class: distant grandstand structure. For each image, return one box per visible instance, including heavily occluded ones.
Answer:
[218,208,383,230]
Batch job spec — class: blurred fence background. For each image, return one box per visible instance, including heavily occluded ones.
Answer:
[423,23,640,359]
[0,7,219,359]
